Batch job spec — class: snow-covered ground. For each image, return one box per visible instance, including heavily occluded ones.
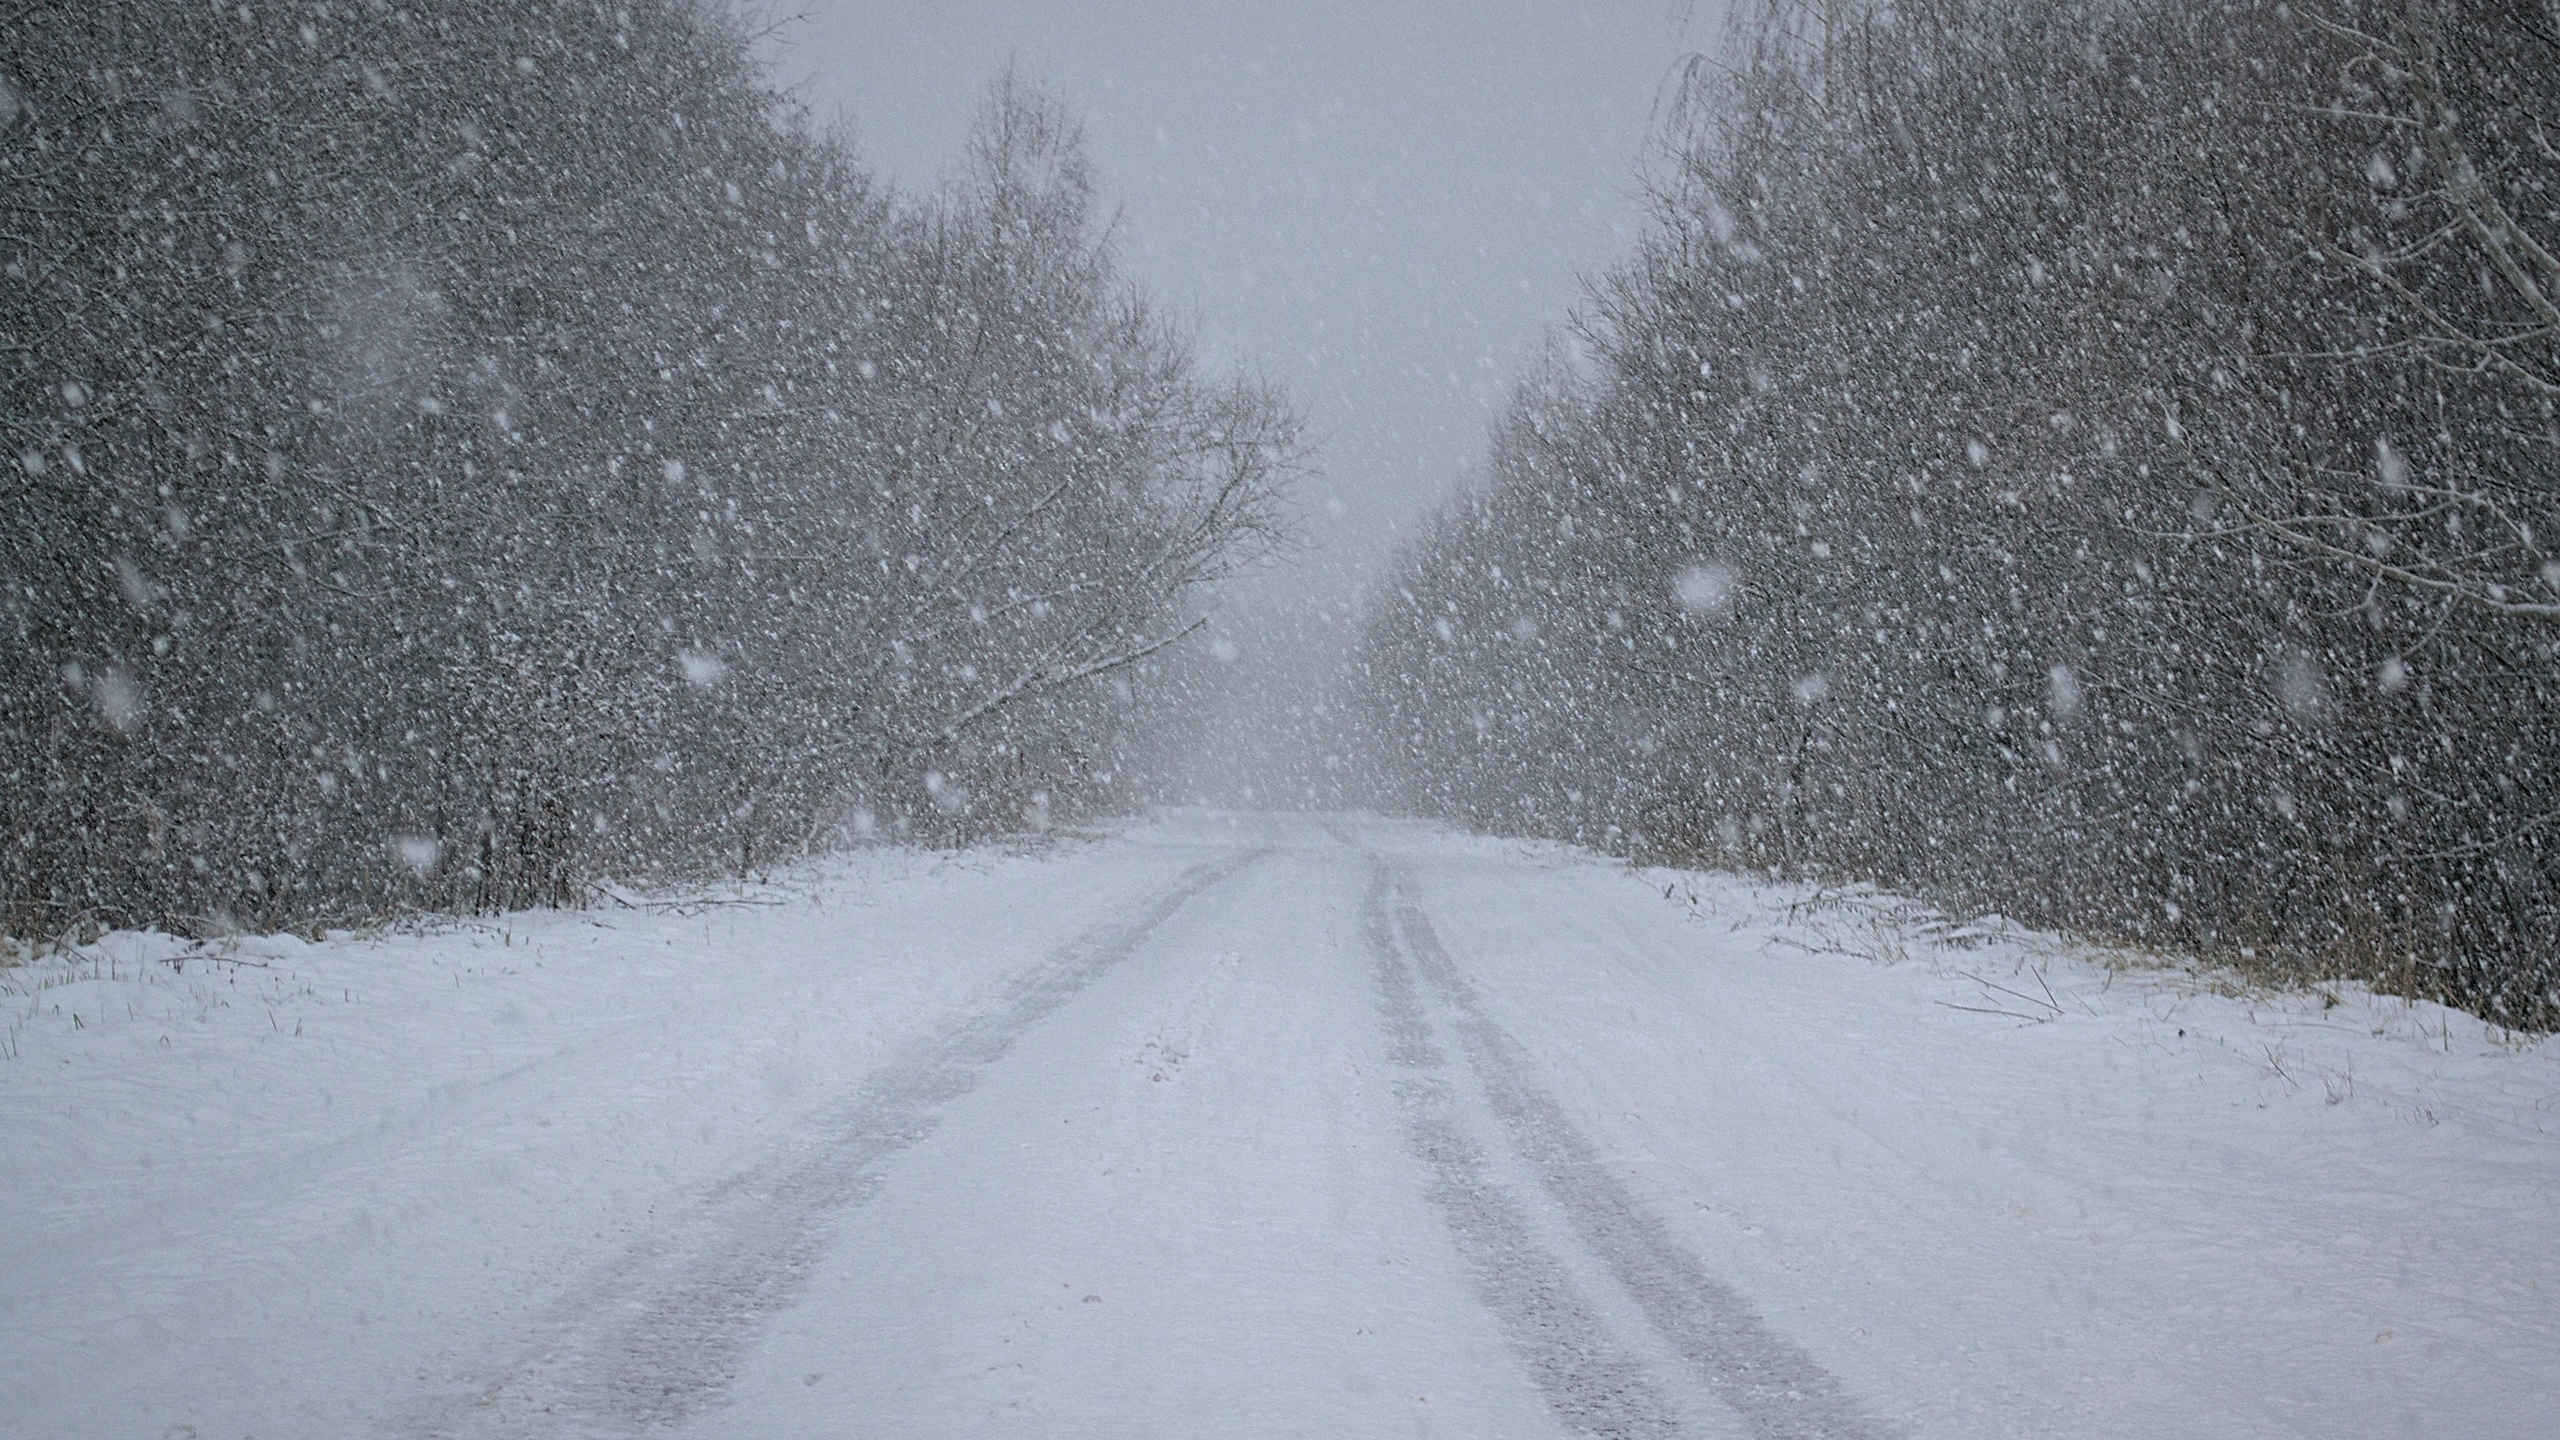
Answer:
[3,812,2552,1438]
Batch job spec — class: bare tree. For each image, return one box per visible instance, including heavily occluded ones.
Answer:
[1355,0,2560,1028]
[1,6,1298,939]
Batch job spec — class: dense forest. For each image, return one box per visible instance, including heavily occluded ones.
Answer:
[11,0,2556,1032]
[1356,0,2560,1026]
[2,1,1297,934]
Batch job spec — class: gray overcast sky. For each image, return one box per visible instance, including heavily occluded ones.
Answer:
[754,1,1719,795]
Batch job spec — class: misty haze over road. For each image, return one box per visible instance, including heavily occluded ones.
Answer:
[755,0,1697,800]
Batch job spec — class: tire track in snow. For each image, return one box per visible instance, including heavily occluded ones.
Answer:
[393,846,1270,1440]
[1364,864,1685,1439]
[1374,858,1885,1440]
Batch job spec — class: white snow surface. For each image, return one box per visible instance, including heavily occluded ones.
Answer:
[3,811,2552,1438]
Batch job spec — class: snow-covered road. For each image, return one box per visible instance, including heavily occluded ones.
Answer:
[6,812,2554,1438]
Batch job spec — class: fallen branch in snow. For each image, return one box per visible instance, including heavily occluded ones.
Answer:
[1956,967,2065,1019]
[1934,1000,2054,1024]
[580,879,645,910]
[2264,1043,2299,1091]
[636,896,791,913]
